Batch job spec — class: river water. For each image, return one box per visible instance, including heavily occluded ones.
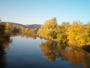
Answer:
[0,36,90,68]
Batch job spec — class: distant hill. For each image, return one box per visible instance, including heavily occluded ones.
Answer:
[25,24,41,29]
[0,22,41,29]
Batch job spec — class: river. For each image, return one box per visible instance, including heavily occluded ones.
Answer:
[0,36,90,68]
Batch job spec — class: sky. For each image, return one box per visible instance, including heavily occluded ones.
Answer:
[0,0,90,25]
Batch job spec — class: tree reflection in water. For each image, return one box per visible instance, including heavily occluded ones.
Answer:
[0,23,90,68]
[39,41,90,68]
[0,24,38,68]
[0,45,6,68]
[0,24,12,68]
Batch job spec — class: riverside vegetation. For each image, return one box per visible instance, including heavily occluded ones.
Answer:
[0,18,90,68]
[38,17,90,47]
[0,17,90,47]
[0,24,90,68]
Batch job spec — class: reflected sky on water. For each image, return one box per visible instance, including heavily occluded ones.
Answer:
[0,35,90,68]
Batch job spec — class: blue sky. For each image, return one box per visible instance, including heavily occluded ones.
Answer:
[0,0,90,24]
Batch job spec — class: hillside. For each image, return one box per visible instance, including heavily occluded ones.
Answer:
[0,22,41,29]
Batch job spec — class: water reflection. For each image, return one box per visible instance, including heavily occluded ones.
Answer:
[0,24,90,68]
[39,41,90,68]
[0,24,12,68]
[0,45,6,68]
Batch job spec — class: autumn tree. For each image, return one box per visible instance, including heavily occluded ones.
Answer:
[38,17,57,40]
[4,23,12,35]
[55,22,70,43]
[84,23,90,45]
[67,22,86,47]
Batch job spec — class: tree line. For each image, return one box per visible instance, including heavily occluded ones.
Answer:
[0,22,38,38]
[0,17,90,47]
[38,17,90,47]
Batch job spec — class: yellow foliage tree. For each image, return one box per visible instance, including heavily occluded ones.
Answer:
[67,22,86,47]
[38,17,57,40]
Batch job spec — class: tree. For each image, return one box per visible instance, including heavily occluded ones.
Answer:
[67,22,86,47]
[4,23,12,35]
[55,22,70,43]
[38,17,57,40]
[84,24,90,45]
